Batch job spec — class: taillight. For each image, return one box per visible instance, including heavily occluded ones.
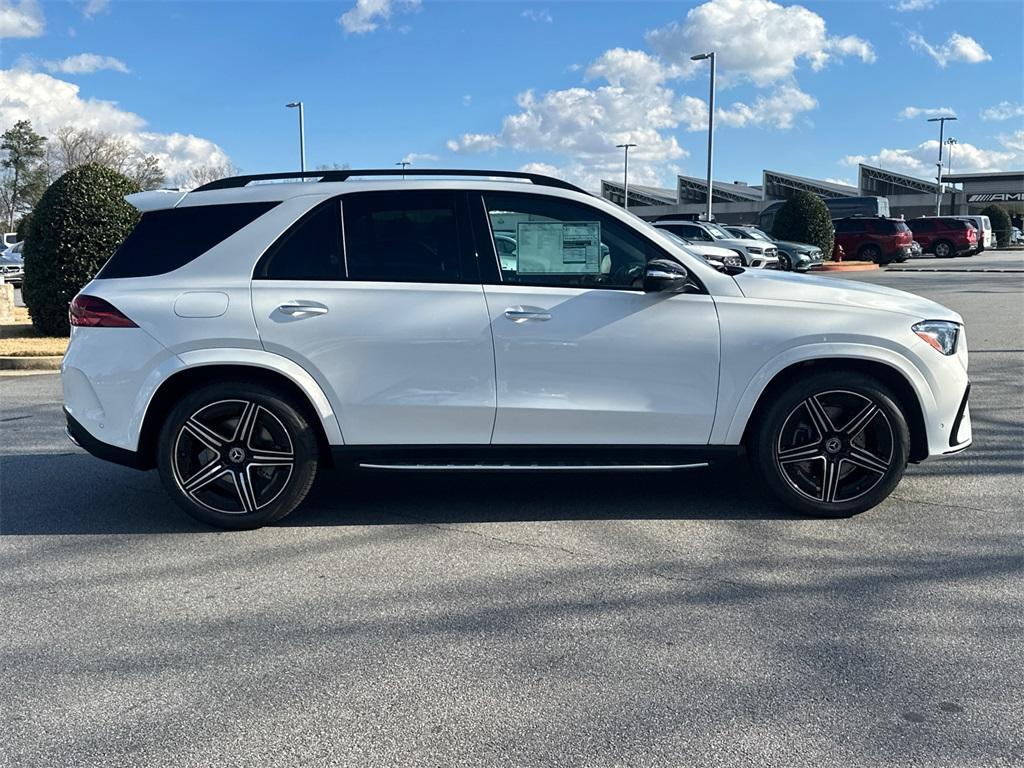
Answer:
[69,295,137,328]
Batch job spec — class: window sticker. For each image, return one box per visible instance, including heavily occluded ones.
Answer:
[515,221,602,274]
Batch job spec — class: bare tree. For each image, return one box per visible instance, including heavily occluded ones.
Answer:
[178,162,240,190]
[44,126,166,190]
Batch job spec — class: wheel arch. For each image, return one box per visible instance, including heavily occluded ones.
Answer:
[737,357,930,463]
[137,360,341,470]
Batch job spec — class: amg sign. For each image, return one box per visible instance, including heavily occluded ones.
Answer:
[967,192,1024,203]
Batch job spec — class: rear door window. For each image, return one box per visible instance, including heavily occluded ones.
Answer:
[98,202,279,279]
[342,191,471,283]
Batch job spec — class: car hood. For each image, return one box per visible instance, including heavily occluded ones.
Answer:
[774,239,820,253]
[715,238,775,252]
[731,268,962,322]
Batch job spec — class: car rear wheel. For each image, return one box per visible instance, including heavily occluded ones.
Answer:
[933,240,954,258]
[858,244,883,264]
[157,383,318,529]
[750,373,910,518]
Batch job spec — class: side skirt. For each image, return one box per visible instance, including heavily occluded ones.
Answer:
[330,444,743,472]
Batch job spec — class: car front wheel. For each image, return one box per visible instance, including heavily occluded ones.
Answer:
[750,373,910,518]
[157,383,319,529]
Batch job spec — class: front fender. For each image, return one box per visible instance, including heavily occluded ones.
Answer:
[713,341,937,446]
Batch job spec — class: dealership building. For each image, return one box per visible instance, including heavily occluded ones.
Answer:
[601,164,1024,224]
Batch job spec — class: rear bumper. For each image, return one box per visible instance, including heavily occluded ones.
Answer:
[65,408,145,469]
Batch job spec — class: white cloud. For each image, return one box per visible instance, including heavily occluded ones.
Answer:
[43,53,129,75]
[446,132,502,153]
[462,94,471,107]
[716,84,818,129]
[81,0,109,19]
[0,0,44,38]
[892,0,936,11]
[0,69,230,183]
[843,139,1016,175]
[897,105,956,120]
[824,177,855,187]
[646,0,874,87]
[981,101,1024,121]
[999,129,1024,153]
[400,152,438,164]
[521,8,552,23]
[909,31,991,67]
[339,0,420,35]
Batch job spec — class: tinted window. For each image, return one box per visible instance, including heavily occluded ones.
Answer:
[484,193,661,289]
[257,200,343,280]
[909,219,935,232]
[342,191,465,283]
[98,202,278,279]
[834,219,863,233]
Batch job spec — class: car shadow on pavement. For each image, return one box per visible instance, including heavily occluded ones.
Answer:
[0,453,794,536]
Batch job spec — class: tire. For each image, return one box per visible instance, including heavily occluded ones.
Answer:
[858,244,883,264]
[779,253,793,271]
[157,382,318,529]
[933,240,954,258]
[749,372,910,518]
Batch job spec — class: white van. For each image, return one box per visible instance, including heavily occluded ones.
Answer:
[957,216,993,251]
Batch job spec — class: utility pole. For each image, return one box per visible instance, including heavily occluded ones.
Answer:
[396,160,411,180]
[927,115,956,216]
[691,51,716,221]
[615,143,637,210]
[285,102,306,173]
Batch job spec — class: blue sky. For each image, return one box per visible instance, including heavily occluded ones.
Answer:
[1,0,1022,189]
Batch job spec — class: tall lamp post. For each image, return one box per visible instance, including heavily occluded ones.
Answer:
[285,101,306,173]
[396,160,411,180]
[615,143,637,210]
[945,137,958,184]
[927,115,956,215]
[691,51,716,221]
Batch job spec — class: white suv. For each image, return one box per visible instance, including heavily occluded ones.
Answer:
[63,169,972,528]
[653,219,780,268]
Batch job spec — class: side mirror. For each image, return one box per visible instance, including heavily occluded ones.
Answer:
[644,258,690,293]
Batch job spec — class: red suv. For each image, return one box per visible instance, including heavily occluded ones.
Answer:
[833,217,914,265]
[907,217,977,258]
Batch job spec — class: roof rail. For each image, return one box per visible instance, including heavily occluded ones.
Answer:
[193,168,588,194]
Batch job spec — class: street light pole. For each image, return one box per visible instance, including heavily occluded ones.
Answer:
[286,102,306,173]
[945,137,957,181]
[396,160,411,180]
[615,143,637,209]
[927,115,956,216]
[691,51,716,221]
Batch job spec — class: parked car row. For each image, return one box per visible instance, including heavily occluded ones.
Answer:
[0,240,24,286]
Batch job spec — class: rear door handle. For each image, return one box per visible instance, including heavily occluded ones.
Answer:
[504,306,551,322]
[277,303,328,316]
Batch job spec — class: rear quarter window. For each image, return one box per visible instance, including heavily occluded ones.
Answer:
[97,202,279,279]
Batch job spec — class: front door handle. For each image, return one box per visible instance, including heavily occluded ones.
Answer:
[504,306,551,322]
[277,303,329,317]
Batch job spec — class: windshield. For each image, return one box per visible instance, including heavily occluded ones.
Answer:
[704,222,732,239]
[746,228,774,242]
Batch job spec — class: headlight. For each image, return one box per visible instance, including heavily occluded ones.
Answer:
[913,321,959,355]
[747,246,764,254]
[722,255,743,267]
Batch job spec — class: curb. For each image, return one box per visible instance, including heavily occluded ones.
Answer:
[0,355,62,371]
[818,261,879,272]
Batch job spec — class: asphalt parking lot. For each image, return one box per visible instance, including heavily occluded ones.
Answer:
[2,253,1022,767]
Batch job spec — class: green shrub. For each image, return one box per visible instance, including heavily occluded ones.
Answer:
[770,191,835,259]
[22,164,139,336]
[14,211,33,243]
[980,204,1011,248]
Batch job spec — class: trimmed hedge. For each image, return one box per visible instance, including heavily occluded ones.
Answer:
[980,204,1011,248]
[22,164,139,336]
[770,190,835,259]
